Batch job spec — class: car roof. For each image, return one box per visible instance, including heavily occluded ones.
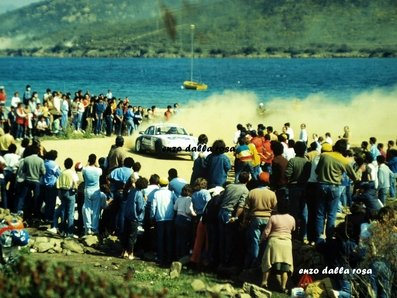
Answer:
[150,123,183,127]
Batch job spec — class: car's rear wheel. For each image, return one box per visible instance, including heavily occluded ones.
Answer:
[135,139,142,153]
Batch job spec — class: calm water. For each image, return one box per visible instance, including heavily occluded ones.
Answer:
[0,57,396,107]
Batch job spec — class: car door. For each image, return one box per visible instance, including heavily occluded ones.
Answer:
[142,126,155,150]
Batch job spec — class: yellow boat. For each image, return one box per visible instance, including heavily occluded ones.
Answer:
[183,80,208,90]
[183,24,207,91]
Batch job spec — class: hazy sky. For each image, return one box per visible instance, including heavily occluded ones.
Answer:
[0,0,42,14]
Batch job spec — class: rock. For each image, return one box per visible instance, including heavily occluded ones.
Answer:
[0,208,11,220]
[191,279,206,292]
[242,282,272,298]
[36,242,54,253]
[48,249,56,254]
[169,261,182,279]
[62,240,84,254]
[81,235,99,247]
[84,247,99,254]
[207,283,236,296]
[49,238,62,245]
[64,249,72,256]
[28,238,35,247]
[51,240,63,253]
[94,262,101,267]
[35,236,50,243]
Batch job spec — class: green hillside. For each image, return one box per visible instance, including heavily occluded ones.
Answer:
[0,0,396,57]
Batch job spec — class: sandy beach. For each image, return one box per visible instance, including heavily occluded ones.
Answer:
[41,136,195,183]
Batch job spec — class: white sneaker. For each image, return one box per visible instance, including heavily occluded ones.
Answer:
[66,234,79,239]
[47,227,58,234]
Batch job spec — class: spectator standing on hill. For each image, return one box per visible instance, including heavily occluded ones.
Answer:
[60,94,69,130]
[369,137,381,160]
[377,155,393,205]
[217,171,249,267]
[107,136,127,173]
[3,143,20,212]
[285,141,311,241]
[104,99,115,136]
[42,150,61,223]
[94,97,106,135]
[190,178,212,265]
[174,184,196,259]
[107,157,134,235]
[0,126,15,156]
[17,145,45,222]
[121,177,148,260]
[23,85,31,105]
[82,153,102,235]
[314,139,363,243]
[151,177,176,266]
[243,183,277,269]
[204,140,231,188]
[234,136,254,183]
[15,103,27,141]
[11,91,21,108]
[233,124,245,145]
[387,147,397,198]
[260,199,295,294]
[142,174,160,252]
[270,141,288,201]
[0,86,6,106]
[56,158,79,238]
[299,123,308,144]
[284,122,294,140]
[114,101,124,136]
[190,133,210,184]
[124,105,135,136]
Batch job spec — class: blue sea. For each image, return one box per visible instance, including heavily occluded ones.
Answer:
[0,57,397,107]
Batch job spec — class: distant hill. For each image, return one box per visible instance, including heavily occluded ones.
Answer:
[0,0,42,14]
[0,0,396,58]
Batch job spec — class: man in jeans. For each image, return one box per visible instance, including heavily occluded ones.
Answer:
[243,183,277,269]
[17,145,45,223]
[56,158,78,238]
[315,139,363,243]
[217,171,249,267]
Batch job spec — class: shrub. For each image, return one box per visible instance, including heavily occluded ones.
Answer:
[0,256,164,298]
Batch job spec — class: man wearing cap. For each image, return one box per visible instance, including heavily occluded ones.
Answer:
[107,136,127,173]
[151,177,177,266]
[314,139,364,243]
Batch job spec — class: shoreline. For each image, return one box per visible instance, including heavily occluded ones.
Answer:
[0,50,396,59]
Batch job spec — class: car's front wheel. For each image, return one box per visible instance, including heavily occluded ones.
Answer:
[135,139,142,153]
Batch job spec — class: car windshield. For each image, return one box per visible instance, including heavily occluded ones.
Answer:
[155,126,187,135]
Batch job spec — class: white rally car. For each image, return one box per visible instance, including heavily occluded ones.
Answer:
[134,123,197,158]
